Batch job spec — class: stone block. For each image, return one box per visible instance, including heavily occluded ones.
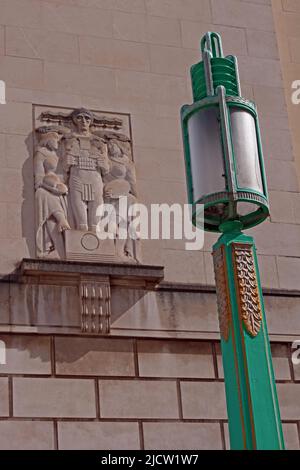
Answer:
[79,36,150,72]
[10,283,80,328]
[116,69,188,109]
[0,26,4,56]
[134,147,185,182]
[247,30,278,59]
[256,255,279,289]
[111,289,219,334]
[204,251,215,286]
[5,134,32,170]
[162,250,206,284]
[145,0,212,21]
[293,193,300,224]
[269,192,296,224]
[271,344,291,380]
[211,0,274,31]
[113,12,181,47]
[277,383,300,419]
[253,86,287,117]
[0,239,27,275]
[13,378,96,418]
[137,340,215,378]
[41,2,113,37]
[0,0,42,28]
[58,422,140,450]
[6,26,79,64]
[44,62,116,98]
[0,283,9,324]
[0,169,23,203]
[282,423,300,450]
[265,296,300,336]
[0,421,54,450]
[149,45,197,77]
[0,56,43,90]
[55,337,135,376]
[181,381,227,419]
[143,422,223,450]
[131,114,182,150]
[277,256,300,290]
[0,335,51,375]
[283,0,300,12]
[262,128,293,161]
[0,102,32,135]
[99,379,179,418]
[0,377,9,416]
[238,56,282,88]
[249,221,300,257]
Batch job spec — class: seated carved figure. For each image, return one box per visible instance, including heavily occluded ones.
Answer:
[34,127,70,259]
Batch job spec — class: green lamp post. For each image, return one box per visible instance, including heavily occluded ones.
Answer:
[181,32,284,450]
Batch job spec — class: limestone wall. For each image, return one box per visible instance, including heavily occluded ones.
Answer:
[0,0,297,287]
[0,334,298,450]
[0,0,299,450]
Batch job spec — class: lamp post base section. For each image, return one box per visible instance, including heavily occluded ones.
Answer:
[213,228,284,450]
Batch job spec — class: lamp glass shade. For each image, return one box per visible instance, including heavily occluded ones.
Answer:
[230,108,263,194]
[187,107,225,201]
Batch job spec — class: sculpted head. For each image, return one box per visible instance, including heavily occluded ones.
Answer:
[71,108,94,135]
[37,127,62,151]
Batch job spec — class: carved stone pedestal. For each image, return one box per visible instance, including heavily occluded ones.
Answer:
[65,231,117,263]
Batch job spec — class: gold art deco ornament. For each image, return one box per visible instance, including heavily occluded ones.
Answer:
[232,243,262,337]
[213,246,231,341]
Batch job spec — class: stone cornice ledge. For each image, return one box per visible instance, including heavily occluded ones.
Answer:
[19,258,164,289]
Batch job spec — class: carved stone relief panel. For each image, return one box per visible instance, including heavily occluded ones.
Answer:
[33,106,141,264]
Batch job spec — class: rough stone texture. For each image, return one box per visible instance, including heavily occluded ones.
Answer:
[99,379,179,418]
[13,378,96,418]
[58,422,140,450]
[0,421,54,450]
[143,422,223,450]
[55,337,135,376]
[137,340,215,378]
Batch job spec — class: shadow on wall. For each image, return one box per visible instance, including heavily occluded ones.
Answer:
[22,132,35,258]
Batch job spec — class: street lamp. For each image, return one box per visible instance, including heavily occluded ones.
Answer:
[181,32,284,450]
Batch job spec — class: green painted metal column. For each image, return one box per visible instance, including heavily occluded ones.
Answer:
[213,222,284,450]
[180,32,285,450]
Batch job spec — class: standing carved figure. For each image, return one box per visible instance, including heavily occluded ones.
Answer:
[103,133,141,263]
[63,108,109,232]
[34,127,70,258]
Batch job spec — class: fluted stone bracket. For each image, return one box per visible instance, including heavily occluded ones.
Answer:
[19,258,164,335]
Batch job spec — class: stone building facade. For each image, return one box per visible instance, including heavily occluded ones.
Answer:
[0,0,300,450]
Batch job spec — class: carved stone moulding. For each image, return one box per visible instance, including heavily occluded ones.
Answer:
[80,276,111,334]
[232,243,262,337]
[213,245,231,341]
[20,259,164,335]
